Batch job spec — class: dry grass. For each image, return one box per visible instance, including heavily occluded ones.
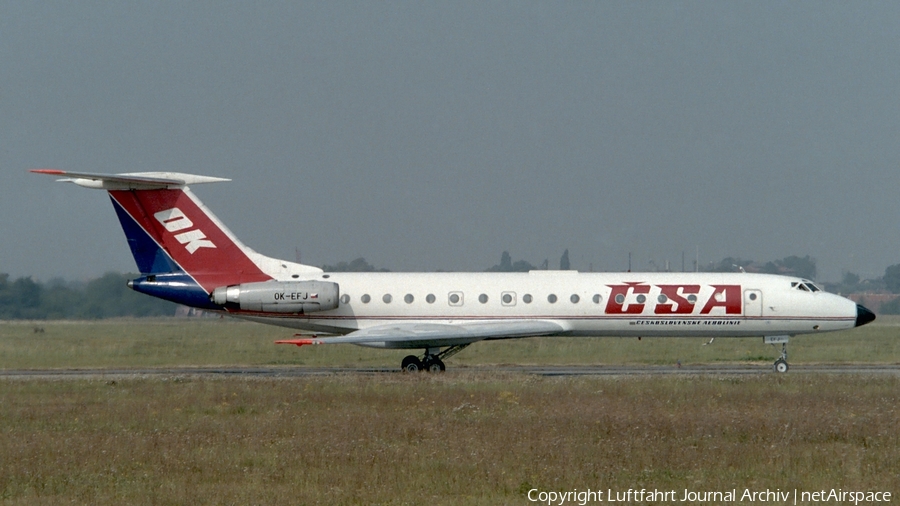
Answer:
[1,316,898,370]
[0,318,897,503]
[0,374,898,504]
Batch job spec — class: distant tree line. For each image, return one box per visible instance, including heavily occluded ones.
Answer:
[486,250,570,272]
[822,264,900,296]
[0,272,176,320]
[840,263,900,315]
[704,257,900,315]
[321,258,390,272]
[325,250,573,274]
[702,255,817,280]
[486,251,536,272]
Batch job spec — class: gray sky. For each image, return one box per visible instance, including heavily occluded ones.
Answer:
[3,2,899,282]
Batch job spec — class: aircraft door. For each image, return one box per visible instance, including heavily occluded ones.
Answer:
[744,289,763,317]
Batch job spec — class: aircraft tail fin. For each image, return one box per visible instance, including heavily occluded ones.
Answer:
[32,169,321,307]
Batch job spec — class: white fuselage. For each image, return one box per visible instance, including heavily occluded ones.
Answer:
[238,271,858,345]
[35,169,873,369]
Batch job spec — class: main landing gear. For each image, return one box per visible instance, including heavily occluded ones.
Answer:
[401,344,471,373]
[764,335,791,373]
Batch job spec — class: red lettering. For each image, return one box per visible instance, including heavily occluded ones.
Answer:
[605,282,651,314]
[699,285,742,314]
[655,285,701,314]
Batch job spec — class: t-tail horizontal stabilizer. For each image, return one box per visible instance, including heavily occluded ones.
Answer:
[30,169,230,190]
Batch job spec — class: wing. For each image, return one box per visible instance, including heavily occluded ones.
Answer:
[276,320,567,349]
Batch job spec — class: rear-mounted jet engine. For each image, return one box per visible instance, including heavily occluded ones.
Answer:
[211,281,339,313]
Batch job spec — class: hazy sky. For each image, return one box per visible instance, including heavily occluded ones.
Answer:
[3,2,899,282]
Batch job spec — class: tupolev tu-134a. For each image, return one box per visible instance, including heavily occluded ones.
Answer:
[32,170,876,373]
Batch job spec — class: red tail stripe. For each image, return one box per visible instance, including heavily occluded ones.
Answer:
[110,189,271,291]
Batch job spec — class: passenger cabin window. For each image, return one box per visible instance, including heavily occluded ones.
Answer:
[404,294,414,303]
[548,294,558,303]
[340,294,350,305]
[426,294,436,304]
[478,294,488,304]
[592,294,602,304]
[361,294,371,303]
[523,294,533,304]
[448,292,464,306]
[501,292,515,306]
[383,294,393,303]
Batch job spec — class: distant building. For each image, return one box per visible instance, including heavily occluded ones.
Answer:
[848,293,899,314]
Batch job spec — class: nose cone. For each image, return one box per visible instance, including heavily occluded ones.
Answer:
[855,304,876,327]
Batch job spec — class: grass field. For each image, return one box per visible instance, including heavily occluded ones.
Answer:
[0,375,898,504]
[0,316,898,370]
[0,318,898,504]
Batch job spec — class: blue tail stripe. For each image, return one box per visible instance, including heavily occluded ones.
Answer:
[111,196,223,308]
[131,274,222,310]
[110,196,182,275]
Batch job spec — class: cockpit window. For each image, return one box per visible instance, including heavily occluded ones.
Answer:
[792,280,820,292]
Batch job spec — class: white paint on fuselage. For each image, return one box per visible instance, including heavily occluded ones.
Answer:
[239,271,858,340]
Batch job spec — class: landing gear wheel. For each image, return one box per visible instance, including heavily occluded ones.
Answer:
[401,355,423,372]
[773,359,789,373]
[423,356,445,373]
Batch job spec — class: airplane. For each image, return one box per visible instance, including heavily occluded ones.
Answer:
[32,169,876,373]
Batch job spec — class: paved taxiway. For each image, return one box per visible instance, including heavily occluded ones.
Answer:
[1,364,898,379]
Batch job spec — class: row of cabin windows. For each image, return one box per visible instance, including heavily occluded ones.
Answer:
[340,293,704,306]
[341,292,609,306]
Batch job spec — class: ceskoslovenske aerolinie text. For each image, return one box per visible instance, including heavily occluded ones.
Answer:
[526,488,892,504]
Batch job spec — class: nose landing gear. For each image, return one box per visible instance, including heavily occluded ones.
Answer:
[764,335,790,373]
[773,355,789,373]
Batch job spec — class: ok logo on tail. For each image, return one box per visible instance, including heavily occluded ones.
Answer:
[153,208,216,254]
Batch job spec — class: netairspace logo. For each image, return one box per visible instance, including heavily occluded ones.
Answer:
[526,488,893,505]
